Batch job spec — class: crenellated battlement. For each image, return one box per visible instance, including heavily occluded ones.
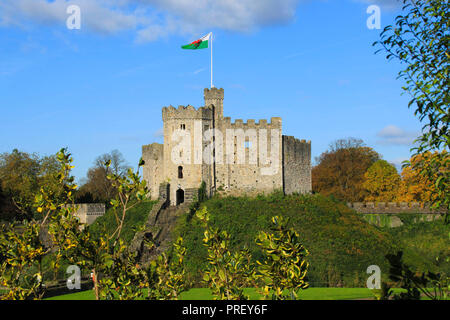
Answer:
[282,136,311,163]
[283,135,311,145]
[143,87,312,205]
[162,104,214,120]
[221,117,282,129]
[204,87,224,119]
[72,203,105,227]
[348,202,448,214]
[142,143,163,160]
[204,87,224,100]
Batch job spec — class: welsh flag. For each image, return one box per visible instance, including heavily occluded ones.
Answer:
[181,33,211,50]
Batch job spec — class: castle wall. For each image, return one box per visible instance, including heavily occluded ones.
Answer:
[142,87,312,204]
[204,87,224,120]
[282,136,312,194]
[72,203,105,226]
[162,105,214,205]
[214,117,284,196]
[348,202,447,228]
[347,202,448,214]
[142,143,164,200]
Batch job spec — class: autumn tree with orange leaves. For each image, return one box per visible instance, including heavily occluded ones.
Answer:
[312,138,381,202]
[397,152,449,204]
[363,160,401,202]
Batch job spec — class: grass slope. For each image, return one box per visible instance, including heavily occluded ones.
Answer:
[384,217,450,274]
[46,287,381,300]
[88,200,156,244]
[174,193,397,287]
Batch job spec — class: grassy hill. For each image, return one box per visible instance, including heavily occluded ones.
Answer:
[173,192,399,287]
[86,193,449,288]
[383,217,450,274]
[88,199,156,244]
[46,287,393,300]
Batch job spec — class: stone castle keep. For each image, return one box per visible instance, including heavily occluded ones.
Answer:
[142,88,312,206]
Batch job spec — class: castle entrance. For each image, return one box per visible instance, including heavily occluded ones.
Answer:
[176,188,185,206]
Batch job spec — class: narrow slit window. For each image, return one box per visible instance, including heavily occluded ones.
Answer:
[178,166,183,179]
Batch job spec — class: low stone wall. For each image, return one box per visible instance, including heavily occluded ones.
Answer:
[1,278,93,299]
[72,203,105,226]
[347,202,446,228]
[362,213,442,228]
[347,202,447,214]
[43,278,93,299]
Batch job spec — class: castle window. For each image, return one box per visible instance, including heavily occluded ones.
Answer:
[245,141,252,149]
[178,166,183,179]
[180,124,186,130]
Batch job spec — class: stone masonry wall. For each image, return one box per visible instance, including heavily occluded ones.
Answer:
[162,104,214,205]
[73,203,105,226]
[282,136,312,195]
[142,143,164,200]
[348,202,448,214]
[141,87,313,204]
[214,116,284,197]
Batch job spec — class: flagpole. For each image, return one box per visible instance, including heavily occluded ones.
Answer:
[210,32,214,88]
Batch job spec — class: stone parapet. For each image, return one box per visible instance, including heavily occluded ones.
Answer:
[162,105,214,120]
[347,202,447,214]
[72,203,105,225]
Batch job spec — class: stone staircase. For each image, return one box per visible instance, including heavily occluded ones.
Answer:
[130,201,191,265]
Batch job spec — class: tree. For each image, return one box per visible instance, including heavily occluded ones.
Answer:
[255,216,309,300]
[0,150,61,220]
[95,150,129,177]
[1,148,189,301]
[312,138,381,202]
[196,207,255,300]
[363,160,402,202]
[374,0,449,214]
[76,150,129,204]
[397,151,448,204]
[386,251,449,300]
[329,137,366,152]
[374,0,449,298]
[0,150,40,218]
[0,221,49,300]
[0,182,16,222]
[77,166,112,203]
[0,149,78,300]
[33,149,150,300]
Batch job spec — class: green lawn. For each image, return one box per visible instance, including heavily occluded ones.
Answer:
[46,287,381,300]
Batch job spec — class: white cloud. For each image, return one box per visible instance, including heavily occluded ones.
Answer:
[0,0,405,43]
[378,124,404,137]
[352,0,402,10]
[138,0,299,32]
[0,0,301,42]
[376,125,419,146]
[0,0,144,34]
[193,68,206,75]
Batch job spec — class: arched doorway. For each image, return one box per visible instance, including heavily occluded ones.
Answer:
[176,188,184,206]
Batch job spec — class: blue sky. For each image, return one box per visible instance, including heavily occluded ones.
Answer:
[0,0,422,182]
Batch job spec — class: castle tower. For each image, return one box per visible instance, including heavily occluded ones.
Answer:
[204,87,224,120]
[161,104,214,205]
[142,87,312,206]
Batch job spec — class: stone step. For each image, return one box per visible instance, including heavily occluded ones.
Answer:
[130,202,191,265]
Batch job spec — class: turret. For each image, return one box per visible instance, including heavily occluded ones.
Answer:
[204,87,224,120]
